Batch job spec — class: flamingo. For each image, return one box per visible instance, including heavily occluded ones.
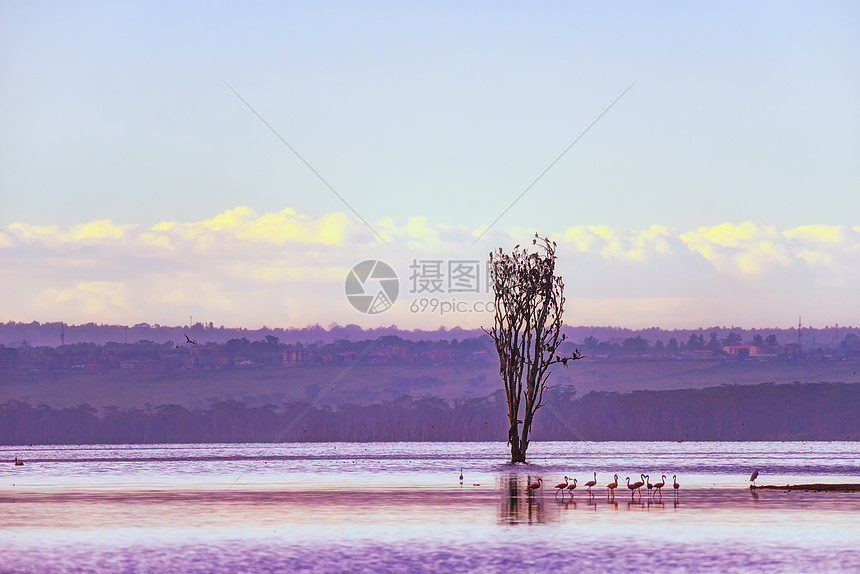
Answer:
[749,469,760,487]
[566,478,578,497]
[14,457,23,466]
[584,471,597,494]
[627,476,644,498]
[606,474,618,497]
[673,475,680,494]
[646,474,654,496]
[653,474,666,495]
[459,469,463,484]
[527,477,543,493]
[554,476,570,497]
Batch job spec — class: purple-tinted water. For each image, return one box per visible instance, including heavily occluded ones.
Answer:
[2,442,858,572]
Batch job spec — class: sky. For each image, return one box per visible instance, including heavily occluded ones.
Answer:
[1,1,859,332]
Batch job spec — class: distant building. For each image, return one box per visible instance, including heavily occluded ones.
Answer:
[189,346,219,368]
[283,350,311,367]
[723,346,762,358]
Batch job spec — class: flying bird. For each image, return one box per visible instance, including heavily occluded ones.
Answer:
[184,334,197,345]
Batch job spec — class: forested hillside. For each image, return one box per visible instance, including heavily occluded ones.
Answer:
[3,382,856,444]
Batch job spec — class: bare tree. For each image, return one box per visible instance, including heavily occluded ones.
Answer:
[486,234,584,463]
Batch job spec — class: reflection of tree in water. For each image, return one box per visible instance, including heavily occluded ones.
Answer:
[498,475,520,526]
[497,474,556,525]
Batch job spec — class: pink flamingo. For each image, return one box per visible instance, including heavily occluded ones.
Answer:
[554,476,570,497]
[626,476,644,499]
[606,474,618,497]
[584,472,597,495]
[653,474,666,495]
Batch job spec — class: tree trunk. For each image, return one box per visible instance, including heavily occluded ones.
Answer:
[509,423,525,462]
[510,440,526,463]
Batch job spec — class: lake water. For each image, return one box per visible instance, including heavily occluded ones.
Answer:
[2,441,859,573]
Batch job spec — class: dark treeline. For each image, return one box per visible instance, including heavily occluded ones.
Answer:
[2,382,857,445]
[4,320,858,351]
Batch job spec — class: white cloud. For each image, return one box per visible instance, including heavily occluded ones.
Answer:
[677,222,860,275]
[2,210,859,329]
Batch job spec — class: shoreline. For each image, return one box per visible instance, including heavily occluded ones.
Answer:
[751,483,860,492]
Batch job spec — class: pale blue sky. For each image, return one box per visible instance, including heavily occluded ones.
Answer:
[3,1,858,230]
[2,2,859,329]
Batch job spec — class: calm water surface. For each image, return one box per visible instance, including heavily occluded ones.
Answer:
[2,442,858,573]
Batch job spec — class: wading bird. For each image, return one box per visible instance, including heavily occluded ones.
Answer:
[606,474,619,497]
[627,476,644,499]
[554,476,570,496]
[673,475,680,494]
[566,478,578,497]
[646,474,654,496]
[459,469,463,484]
[750,469,760,487]
[14,457,23,466]
[527,478,543,493]
[584,472,597,494]
[653,474,666,495]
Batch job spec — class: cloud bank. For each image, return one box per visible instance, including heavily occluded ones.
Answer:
[2,208,858,330]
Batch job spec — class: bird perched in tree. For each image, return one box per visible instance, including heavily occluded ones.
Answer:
[750,469,760,487]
